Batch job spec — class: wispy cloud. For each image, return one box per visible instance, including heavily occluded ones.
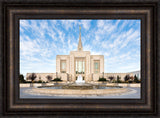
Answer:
[20,19,140,76]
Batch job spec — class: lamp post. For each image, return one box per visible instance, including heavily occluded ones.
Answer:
[103,72,104,78]
[56,72,57,78]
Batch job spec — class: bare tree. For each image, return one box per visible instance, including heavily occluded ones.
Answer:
[108,76,114,82]
[46,75,52,82]
[130,76,134,81]
[28,73,37,83]
[28,73,37,87]
[124,75,130,82]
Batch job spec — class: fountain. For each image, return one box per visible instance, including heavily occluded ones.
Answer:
[75,75,85,84]
[37,75,122,90]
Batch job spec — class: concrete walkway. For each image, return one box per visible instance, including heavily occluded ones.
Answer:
[20,87,140,99]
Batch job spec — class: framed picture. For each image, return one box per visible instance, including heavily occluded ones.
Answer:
[0,0,159,117]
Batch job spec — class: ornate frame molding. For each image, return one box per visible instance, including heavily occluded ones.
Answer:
[0,0,159,117]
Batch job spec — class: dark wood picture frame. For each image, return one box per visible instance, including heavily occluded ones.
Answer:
[0,0,159,117]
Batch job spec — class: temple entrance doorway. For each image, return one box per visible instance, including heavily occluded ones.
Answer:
[75,57,86,81]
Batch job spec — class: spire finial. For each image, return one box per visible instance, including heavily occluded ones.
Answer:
[79,25,81,40]
[77,26,83,51]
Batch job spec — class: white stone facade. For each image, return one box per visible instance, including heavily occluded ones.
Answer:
[56,50,104,82]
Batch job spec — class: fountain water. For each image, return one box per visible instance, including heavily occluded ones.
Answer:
[75,75,85,84]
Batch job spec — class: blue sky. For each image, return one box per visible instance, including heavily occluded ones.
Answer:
[20,19,140,76]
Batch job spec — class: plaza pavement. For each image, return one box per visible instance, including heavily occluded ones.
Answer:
[20,87,140,99]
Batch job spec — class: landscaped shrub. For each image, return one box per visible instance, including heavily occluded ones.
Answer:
[21,81,32,83]
[128,80,133,83]
[98,78,107,82]
[52,78,62,82]
[112,80,128,83]
[116,79,122,83]
[24,80,47,83]
[37,80,43,83]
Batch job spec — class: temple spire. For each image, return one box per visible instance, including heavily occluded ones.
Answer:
[77,26,83,51]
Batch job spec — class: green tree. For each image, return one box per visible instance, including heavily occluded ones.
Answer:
[117,75,121,83]
[134,75,140,83]
[19,74,25,83]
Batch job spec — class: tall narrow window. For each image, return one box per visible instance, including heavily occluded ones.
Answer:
[60,60,66,73]
[94,60,100,73]
[83,61,85,74]
[75,58,85,74]
[75,60,78,74]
